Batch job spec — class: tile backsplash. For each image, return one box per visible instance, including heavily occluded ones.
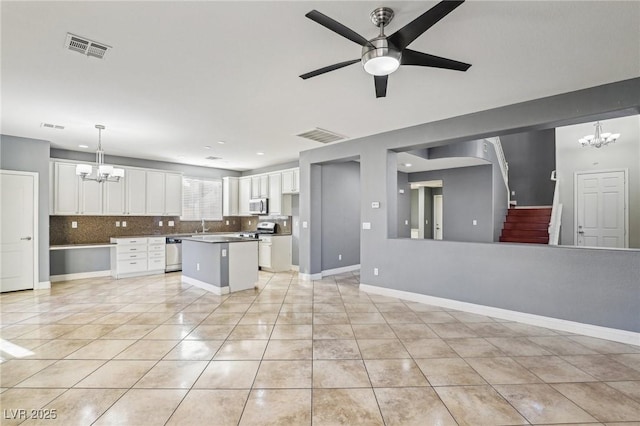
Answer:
[50,215,292,245]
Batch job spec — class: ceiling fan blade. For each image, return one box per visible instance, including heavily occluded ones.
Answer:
[306,10,373,47]
[401,49,471,71]
[388,0,465,51]
[374,75,388,98]
[299,59,360,80]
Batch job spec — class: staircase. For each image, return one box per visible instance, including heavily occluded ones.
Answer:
[500,207,552,244]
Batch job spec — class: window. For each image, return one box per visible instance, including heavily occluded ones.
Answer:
[181,177,223,221]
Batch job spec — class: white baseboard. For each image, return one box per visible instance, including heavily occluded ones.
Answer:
[299,272,322,281]
[322,264,360,277]
[35,281,51,289]
[50,270,111,283]
[182,276,229,295]
[360,283,640,347]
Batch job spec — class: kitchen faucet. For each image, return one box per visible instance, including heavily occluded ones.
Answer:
[200,219,209,234]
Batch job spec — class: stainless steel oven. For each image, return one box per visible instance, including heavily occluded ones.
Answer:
[165,237,182,272]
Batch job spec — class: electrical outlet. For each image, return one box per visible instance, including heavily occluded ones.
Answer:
[338,254,342,261]
[405,220,408,225]
[222,249,227,257]
[362,222,371,230]
[168,221,174,227]
[196,263,200,271]
[122,221,127,227]
[226,220,229,225]
[374,268,379,276]
[248,220,251,225]
[302,221,308,228]
[472,219,477,226]
[399,189,405,194]
[116,221,120,227]
[425,220,429,225]
[159,221,163,226]
[71,221,77,229]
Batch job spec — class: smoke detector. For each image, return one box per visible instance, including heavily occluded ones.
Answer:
[65,33,111,59]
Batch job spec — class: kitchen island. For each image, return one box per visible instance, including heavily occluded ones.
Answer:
[181,235,258,294]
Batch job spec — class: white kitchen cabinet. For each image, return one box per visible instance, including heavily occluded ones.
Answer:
[103,178,126,215]
[79,178,103,215]
[268,173,282,215]
[239,177,251,216]
[251,174,268,199]
[145,171,182,216]
[125,168,147,215]
[164,173,183,216]
[110,237,165,279]
[54,162,80,215]
[145,171,166,215]
[258,235,291,272]
[282,168,299,194]
[223,177,239,216]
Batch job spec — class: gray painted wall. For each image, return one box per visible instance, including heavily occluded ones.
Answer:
[50,248,110,275]
[1,135,50,283]
[556,115,640,248]
[410,165,494,243]
[299,77,640,332]
[182,240,228,288]
[501,129,556,206]
[291,194,299,266]
[321,162,360,270]
[51,148,241,179]
[396,172,411,238]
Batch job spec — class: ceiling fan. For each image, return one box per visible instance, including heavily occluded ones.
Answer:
[299,0,471,98]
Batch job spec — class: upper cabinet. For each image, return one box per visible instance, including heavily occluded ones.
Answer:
[282,168,299,194]
[251,175,269,199]
[268,172,282,215]
[51,161,182,216]
[223,177,239,216]
[238,177,251,216]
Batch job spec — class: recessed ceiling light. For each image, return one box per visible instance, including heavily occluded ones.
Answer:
[218,141,225,145]
[256,152,265,156]
[204,145,212,150]
[404,163,412,167]
[78,144,89,148]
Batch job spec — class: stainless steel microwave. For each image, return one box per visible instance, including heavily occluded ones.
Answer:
[249,198,268,215]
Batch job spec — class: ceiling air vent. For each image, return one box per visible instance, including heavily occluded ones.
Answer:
[205,156,222,160]
[296,128,346,144]
[65,33,111,59]
[40,122,65,130]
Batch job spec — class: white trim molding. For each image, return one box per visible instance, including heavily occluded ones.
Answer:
[35,281,51,289]
[322,264,360,277]
[50,270,110,282]
[299,272,322,281]
[360,283,640,347]
[182,276,229,295]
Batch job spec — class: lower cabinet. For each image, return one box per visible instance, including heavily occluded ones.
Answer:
[110,237,166,279]
[258,235,291,272]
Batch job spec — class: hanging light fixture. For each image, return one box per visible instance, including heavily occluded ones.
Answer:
[578,121,620,148]
[75,124,124,182]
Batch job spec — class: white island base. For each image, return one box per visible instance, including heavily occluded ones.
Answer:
[181,236,258,295]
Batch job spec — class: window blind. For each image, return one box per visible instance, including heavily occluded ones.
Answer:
[181,177,222,221]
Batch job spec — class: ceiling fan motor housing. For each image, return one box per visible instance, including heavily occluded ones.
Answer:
[361,37,402,76]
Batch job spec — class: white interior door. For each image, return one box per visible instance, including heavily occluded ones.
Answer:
[576,170,627,248]
[434,195,443,240]
[1,171,37,292]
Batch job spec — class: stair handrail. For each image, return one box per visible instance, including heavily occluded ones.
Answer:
[548,170,562,245]
[487,137,510,206]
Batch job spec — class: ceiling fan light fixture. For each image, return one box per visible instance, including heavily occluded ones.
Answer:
[362,37,401,76]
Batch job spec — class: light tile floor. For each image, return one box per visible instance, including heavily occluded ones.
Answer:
[1,271,640,425]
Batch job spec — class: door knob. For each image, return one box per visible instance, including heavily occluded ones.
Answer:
[20,236,32,241]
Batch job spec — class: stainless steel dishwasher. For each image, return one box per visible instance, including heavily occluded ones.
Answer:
[165,237,182,272]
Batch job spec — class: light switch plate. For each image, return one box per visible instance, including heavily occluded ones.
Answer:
[405,220,408,225]
[362,222,371,230]
[473,219,477,226]
[302,221,308,228]
[399,189,405,194]
[222,249,227,257]
[122,221,127,227]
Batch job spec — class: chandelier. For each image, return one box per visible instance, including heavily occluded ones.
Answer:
[75,125,124,183]
[578,121,620,148]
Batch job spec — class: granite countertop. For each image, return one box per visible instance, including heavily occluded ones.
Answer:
[50,243,117,250]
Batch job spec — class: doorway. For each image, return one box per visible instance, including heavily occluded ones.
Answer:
[575,169,628,248]
[410,180,443,239]
[1,170,38,292]
[434,194,443,240]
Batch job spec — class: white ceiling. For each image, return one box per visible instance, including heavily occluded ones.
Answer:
[396,152,489,173]
[2,1,639,171]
